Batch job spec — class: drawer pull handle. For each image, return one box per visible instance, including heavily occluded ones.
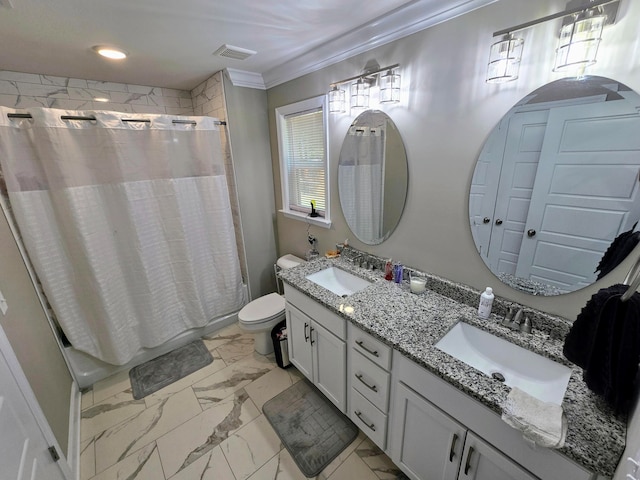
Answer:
[304,322,309,342]
[354,411,376,431]
[449,433,458,462]
[356,340,379,357]
[464,446,474,475]
[355,373,378,392]
[310,326,315,346]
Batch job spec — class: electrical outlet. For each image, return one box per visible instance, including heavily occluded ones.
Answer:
[0,289,7,315]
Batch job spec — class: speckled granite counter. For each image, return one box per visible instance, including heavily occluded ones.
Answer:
[278,255,626,478]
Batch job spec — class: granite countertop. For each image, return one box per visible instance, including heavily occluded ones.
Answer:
[278,255,626,478]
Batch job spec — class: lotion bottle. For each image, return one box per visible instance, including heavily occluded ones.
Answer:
[478,287,494,319]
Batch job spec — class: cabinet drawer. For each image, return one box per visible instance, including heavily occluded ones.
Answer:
[350,388,387,450]
[349,323,392,370]
[351,350,390,412]
[284,285,345,339]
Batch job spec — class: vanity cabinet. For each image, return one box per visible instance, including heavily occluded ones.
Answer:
[284,285,346,412]
[348,324,393,449]
[392,382,536,480]
[390,353,593,480]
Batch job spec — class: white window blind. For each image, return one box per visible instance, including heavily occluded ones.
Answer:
[282,107,326,215]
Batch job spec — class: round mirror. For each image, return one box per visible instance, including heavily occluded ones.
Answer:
[470,76,640,296]
[338,110,408,245]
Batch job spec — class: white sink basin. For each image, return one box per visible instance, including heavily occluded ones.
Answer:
[305,267,372,297]
[435,322,571,405]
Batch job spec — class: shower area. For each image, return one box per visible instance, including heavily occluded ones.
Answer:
[0,105,250,387]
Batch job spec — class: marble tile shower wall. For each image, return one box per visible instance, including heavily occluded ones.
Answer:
[190,71,248,283]
[0,70,194,114]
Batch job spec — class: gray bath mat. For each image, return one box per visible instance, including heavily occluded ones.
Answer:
[129,340,212,400]
[262,379,359,477]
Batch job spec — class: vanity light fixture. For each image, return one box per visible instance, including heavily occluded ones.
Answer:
[92,45,128,60]
[553,8,606,75]
[379,68,401,103]
[486,34,524,83]
[329,85,346,113]
[328,63,400,114]
[350,78,370,111]
[488,0,619,82]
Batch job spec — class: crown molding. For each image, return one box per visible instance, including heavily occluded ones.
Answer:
[262,0,497,89]
[225,68,266,90]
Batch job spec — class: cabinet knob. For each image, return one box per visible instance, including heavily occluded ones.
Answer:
[527,229,536,237]
[483,217,491,224]
[495,219,503,225]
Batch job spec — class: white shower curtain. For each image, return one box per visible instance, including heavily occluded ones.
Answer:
[338,126,385,241]
[0,107,245,365]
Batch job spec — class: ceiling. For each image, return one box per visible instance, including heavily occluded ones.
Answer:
[0,0,496,91]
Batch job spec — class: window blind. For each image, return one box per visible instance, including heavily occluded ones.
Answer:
[283,107,326,214]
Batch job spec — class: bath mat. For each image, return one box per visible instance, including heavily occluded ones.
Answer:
[262,379,359,477]
[129,340,212,400]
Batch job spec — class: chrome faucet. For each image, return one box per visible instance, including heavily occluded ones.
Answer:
[501,307,533,334]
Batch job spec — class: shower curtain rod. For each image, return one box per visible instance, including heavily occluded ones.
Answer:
[6,112,226,126]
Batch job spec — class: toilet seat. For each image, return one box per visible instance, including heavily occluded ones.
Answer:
[238,293,285,326]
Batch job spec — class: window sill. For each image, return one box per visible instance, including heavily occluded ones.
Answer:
[280,210,332,229]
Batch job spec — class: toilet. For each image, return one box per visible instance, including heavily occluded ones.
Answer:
[238,254,305,354]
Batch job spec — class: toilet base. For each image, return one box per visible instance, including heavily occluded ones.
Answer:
[253,331,274,355]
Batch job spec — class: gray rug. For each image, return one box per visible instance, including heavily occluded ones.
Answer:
[129,340,212,400]
[262,379,359,478]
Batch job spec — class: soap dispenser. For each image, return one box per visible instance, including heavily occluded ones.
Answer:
[478,287,494,319]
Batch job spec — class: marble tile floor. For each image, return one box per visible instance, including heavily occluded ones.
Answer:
[80,322,407,480]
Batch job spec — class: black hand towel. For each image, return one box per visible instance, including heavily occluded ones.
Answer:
[564,284,640,414]
[595,225,640,280]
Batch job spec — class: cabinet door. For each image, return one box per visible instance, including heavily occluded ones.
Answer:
[312,320,347,412]
[391,382,466,480]
[286,305,313,380]
[459,432,538,480]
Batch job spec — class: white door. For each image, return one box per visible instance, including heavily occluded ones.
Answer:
[285,305,313,380]
[390,382,466,480]
[312,321,346,412]
[0,331,67,480]
[516,94,640,290]
[487,110,549,274]
[459,432,537,480]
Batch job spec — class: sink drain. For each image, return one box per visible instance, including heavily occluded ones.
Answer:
[491,371,505,382]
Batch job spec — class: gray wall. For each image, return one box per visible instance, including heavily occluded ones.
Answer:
[223,72,279,298]
[0,208,72,454]
[267,0,640,320]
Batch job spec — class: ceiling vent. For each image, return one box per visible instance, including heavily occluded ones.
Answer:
[213,44,256,61]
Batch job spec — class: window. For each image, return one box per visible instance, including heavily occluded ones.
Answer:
[276,95,330,227]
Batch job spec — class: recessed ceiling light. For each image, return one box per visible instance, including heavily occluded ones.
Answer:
[93,97,110,102]
[92,46,128,60]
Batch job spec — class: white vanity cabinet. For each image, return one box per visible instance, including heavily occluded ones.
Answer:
[392,382,536,480]
[348,324,393,449]
[390,353,594,480]
[284,285,347,412]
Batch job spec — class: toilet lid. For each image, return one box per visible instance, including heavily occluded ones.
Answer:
[238,293,285,323]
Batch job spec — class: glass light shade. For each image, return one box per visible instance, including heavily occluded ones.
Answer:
[351,79,370,110]
[379,70,401,103]
[554,11,605,74]
[486,35,524,83]
[329,86,346,113]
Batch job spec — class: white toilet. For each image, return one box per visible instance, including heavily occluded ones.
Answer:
[238,254,305,354]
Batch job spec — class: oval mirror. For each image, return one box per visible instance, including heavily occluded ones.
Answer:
[338,110,408,245]
[470,76,640,295]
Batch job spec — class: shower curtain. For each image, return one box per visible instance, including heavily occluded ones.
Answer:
[338,125,385,241]
[0,107,244,365]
